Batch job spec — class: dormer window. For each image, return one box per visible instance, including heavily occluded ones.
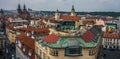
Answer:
[27,33,30,36]
[31,35,35,39]
[18,40,21,48]
[23,48,26,52]
[28,50,33,56]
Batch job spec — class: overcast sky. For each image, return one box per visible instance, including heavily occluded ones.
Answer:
[0,0,120,12]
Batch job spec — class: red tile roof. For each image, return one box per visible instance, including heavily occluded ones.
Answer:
[49,19,57,23]
[43,34,60,43]
[17,33,35,49]
[82,20,94,25]
[102,32,120,39]
[60,15,81,20]
[17,33,35,59]
[34,28,50,35]
[81,30,95,42]
[17,33,26,39]
[37,20,45,25]
[17,26,35,32]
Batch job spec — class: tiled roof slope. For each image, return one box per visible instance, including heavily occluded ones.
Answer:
[102,32,120,39]
[17,33,35,59]
[17,33,35,49]
[43,34,60,43]
[60,15,81,20]
[81,30,95,42]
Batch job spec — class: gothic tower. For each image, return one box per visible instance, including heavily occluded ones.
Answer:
[17,4,22,14]
[23,4,27,11]
[70,5,76,16]
[0,9,4,15]
[55,9,60,20]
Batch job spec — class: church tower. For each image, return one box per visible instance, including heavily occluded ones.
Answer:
[70,5,76,16]
[0,9,4,15]
[23,4,27,11]
[0,8,4,18]
[17,4,22,14]
[55,9,60,20]
[22,4,30,19]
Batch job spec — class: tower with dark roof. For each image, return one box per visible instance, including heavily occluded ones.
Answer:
[0,8,4,15]
[55,9,60,20]
[17,4,22,14]
[23,4,27,11]
[22,4,30,19]
[70,5,76,16]
[17,4,30,19]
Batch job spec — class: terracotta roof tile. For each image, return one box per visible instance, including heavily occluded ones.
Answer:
[81,30,95,42]
[102,32,120,39]
[17,33,35,49]
[43,34,60,43]
[82,20,94,25]
[34,28,50,35]
[60,15,81,20]
[37,20,45,25]
[49,19,57,23]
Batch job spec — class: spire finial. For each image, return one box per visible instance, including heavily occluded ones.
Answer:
[56,9,59,13]
[72,5,74,10]
[71,5,76,16]
[23,4,26,10]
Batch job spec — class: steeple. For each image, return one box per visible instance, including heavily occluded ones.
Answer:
[18,3,21,9]
[0,8,4,15]
[56,9,59,13]
[23,4,27,11]
[71,5,76,16]
[17,4,22,14]
[55,9,60,20]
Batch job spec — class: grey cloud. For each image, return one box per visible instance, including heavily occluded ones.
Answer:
[0,0,120,12]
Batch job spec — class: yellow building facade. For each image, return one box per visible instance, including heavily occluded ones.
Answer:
[35,40,101,59]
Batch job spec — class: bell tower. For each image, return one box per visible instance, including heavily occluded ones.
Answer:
[17,4,22,14]
[55,9,60,20]
[70,5,76,16]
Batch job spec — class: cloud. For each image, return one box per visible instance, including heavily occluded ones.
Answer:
[0,0,120,12]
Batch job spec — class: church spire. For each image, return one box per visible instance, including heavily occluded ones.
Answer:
[55,9,60,20]
[56,9,59,13]
[17,3,22,14]
[23,4,27,11]
[71,5,76,16]
[0,8,4,15]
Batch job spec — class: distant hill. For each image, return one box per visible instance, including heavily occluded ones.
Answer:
[40,11,120,17]
[3,10,120,17]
